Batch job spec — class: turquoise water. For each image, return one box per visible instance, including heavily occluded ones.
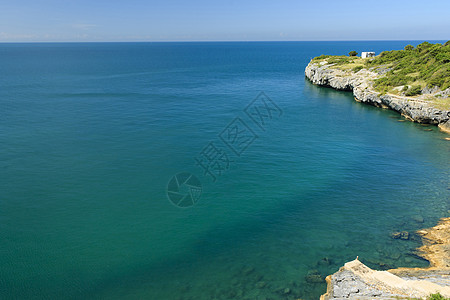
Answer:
[0,41,449,300]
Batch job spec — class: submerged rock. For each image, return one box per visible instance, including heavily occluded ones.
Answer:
[366,258,393,270]
[255,281,266,289]
[412,215,425,223]
[305,269,324,283]
[236,289,243,297]
[377,262,393,270]
[391,231,410,240]
[390,232,401,239]
[390,252,401,260]
[400,231,410,240]
[317,257,332,266]
[242,266,255,275]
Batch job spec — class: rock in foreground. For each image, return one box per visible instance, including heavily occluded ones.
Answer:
[321,217,450,299]
[320,259,450,300]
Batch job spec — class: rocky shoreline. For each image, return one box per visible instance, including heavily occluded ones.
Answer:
[304,58,450,298]
[305,61,450,133]
[320,217,450,299]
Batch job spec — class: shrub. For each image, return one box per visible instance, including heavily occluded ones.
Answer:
[352,66,364,72]
[427,293,449,300]
[435,52,450,63]
[348,51,358,57]
[405,85,422,96]
[428,76,444,88]
[404,45,414,51]
[362,41,450,93]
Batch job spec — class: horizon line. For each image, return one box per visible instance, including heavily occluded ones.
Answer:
[0,39,448,44]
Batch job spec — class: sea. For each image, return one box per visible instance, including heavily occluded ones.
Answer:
[0,41,449,300]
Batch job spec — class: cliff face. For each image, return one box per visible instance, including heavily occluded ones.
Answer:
[305,62,450,127]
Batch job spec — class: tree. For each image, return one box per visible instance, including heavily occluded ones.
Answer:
[404,45,414,51]
[417,42,432,51]
[349,51,358,56]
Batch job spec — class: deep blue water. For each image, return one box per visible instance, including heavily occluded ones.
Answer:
[0,41,449,300]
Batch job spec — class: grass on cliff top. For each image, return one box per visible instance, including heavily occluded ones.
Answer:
[311,41,450,110]
[312,55,362,67]
[312,55,366,72]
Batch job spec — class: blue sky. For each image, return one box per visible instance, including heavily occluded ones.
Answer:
[1,0,449,42]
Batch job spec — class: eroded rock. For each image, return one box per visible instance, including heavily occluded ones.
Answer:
[305,62,450,127]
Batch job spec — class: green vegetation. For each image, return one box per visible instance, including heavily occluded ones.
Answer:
[367,41,450,92]
[312,55,359,66]
[349,50,358,56]
[352,65,364,72]
[310,41,450,109]
[427,293,450,300]
[312,54,331,61]
[312,41,450,102]
[405,85,422,96]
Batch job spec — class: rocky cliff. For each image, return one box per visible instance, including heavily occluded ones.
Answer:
[305,61,450,129]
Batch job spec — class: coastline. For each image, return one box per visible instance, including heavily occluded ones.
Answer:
[305,57,450,298]
[320,217,450,299]
[305,61,450,133]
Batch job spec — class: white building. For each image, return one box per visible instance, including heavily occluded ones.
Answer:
[361,52,375,58]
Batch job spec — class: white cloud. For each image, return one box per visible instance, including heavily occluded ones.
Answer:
[71,23,97,30]
[0,32,39,40]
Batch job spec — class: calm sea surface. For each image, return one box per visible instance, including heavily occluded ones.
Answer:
[0,41,449,300]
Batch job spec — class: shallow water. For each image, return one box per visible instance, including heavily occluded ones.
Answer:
[0,41,449,300]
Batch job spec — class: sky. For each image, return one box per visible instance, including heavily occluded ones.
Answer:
[0,0,449,42]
